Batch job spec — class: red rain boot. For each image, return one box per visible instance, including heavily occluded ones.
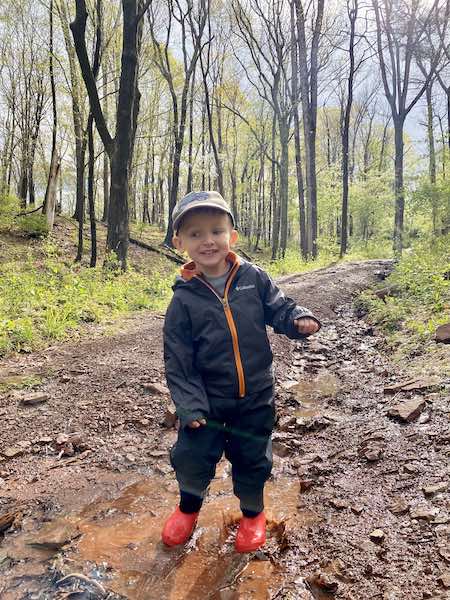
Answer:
[235,512,266,553]
[161,507,199,547]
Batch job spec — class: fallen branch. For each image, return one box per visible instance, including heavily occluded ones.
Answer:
[129,237,184,265]
[236,247,254,262]
[16,204,44,217]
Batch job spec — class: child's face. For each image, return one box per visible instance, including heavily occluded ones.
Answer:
[173,210,238,277]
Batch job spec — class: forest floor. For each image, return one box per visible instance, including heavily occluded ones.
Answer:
[1,259,450,600]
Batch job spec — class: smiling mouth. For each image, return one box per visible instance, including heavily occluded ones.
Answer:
[200,250,218,256]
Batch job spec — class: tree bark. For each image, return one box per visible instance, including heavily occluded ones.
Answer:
[71,0,148,269]
[340,0,357,258]
[43,0,59,231]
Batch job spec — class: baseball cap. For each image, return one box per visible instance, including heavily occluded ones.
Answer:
[172,191,235,232]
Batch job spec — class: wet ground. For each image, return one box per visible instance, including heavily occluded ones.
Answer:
[1,260,450,599]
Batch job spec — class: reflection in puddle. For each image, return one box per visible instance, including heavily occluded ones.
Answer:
[292,372,340,419]
[1,464,320,599]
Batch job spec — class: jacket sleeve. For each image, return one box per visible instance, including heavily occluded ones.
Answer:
[257,268,321,339]
[163,294,210,428]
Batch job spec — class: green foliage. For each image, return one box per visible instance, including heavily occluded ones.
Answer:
[356,235,450,343]
[0,242,174,356]
[0,194,21,230]
[17,213,49,238]
[260,247,335,278]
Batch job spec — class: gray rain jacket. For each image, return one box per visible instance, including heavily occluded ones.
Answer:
[163,252,321,427]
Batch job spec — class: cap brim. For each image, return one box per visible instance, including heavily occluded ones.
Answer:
[173,201,234,230]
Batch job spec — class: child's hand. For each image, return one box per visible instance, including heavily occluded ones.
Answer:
[294,317,320,335]
[188,418,207,428]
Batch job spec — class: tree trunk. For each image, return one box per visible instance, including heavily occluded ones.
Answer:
[71,0,147,270]
[279,120,289,258]
[43,0,59,231]
[143,137,151,223]
[425,83,437,233]
[340,1,357,258]
[290,0,307,259]
[87,114,97,267]
[393,119,405,254]
[270,117,280,260]
[186,67,195,194]
[101,63,110,223]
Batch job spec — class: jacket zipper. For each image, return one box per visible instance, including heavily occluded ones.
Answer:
[195,262,246,398]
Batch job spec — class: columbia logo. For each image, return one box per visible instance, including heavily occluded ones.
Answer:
[235,284,255,291]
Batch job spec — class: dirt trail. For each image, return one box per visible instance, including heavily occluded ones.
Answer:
[1,259,450,600]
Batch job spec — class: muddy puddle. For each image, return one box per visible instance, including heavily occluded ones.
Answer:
[1,461,321,599]
[291,371,340,420]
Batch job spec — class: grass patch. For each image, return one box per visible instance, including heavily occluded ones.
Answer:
[0,374,43,394]
[355,234,450,369]
[0,236,175,356]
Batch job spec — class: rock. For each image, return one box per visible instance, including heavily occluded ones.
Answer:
[37,436,53,445]
[272,441,291,458]
[55,433,69,446]
[436,323,450,344]
[329,498,349,510]
[364,447,383,461]
[299,479,315,492]
[0,510,21,533]
[438,571,450,589]
[125,454,136,463]
[142,382,170,396]
[278,415,297,431]
[388,397,426,422]
[351,504,364,514]
[163,401,178,428]
[307,572,338,594]
[369,529,385,543]
[1,447,24,459]
[384,378,438,394]
[148,450,167,458]
[19,392,49,406]
[155,463,172,475]
[423,482,448,497]
[404,463,421,474]
[388,498,410,515]
[409,505,439,521]
[27,521,79,550]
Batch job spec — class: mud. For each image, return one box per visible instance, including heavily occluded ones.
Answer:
[1,260,450,599]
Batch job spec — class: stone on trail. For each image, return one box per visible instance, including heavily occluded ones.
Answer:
[1,447,24,459]
[384,378,439,394]
[436,323,450,344]
[438,571,450,589]
[329,498,349,510]
[387,397,426,422]
[388,498,410,515]
[27,521,79,550]
[369,529,385,543]
[423,482,448,497]
[409,504,439,521]
[142,382,170,396]
[19,392,49,406]
[163,400,178,428]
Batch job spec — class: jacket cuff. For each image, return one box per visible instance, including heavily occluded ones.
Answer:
[178,410,208,429]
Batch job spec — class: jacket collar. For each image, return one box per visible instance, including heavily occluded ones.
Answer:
[180,251,240,281]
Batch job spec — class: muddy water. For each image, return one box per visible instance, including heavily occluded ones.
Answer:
[2,462,320,599]
[292,371,340,419]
